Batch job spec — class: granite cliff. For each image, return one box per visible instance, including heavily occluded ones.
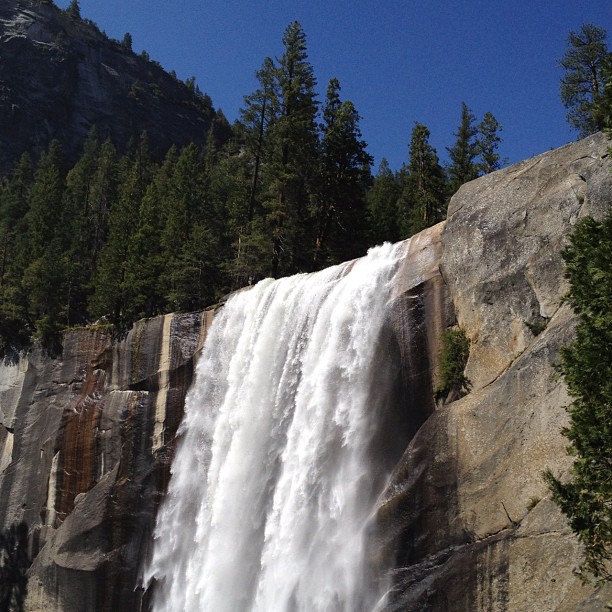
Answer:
[379,131,612,610]
[0,0,218,174]
[0,133,610,610]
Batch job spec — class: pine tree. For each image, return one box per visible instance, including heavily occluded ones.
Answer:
[314,78,372,265]
[21,141,68,342]
[66,0,81,19]
[90,133,155,324]
[87,139,119,268]
[477,112,505,174]
[121,32,133,50]
[212,136,267,289]
[62,128,101,325]
[228,57,281,286]
[160,143,220,311]
[123,146,177,321]
[593,55,612,132]
[0,154,33,348]
[446,102,479,195]
[366,159,402,245]
[399,123,447,236]
[544,210,612,582]
[240,57,279,224]
[560,24,610,137]
[265,21,319,276]
[0,154,32,285]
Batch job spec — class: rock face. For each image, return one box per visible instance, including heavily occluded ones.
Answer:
[0,311,214,611]
[0,0,217,174]
[0,134,610,610]
[378,132,612,610]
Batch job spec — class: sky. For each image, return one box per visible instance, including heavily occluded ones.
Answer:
[56,0,611,171]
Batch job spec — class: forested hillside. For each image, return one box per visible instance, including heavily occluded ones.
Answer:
[4,3,609,355]
[0,8,507,351]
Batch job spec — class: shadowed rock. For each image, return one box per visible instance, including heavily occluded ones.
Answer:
[0,0,216,174]
[0,312,214,611]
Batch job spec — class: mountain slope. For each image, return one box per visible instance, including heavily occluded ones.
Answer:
[0,0,218,174]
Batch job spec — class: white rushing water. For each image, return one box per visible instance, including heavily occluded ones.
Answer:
[144,242,406,612]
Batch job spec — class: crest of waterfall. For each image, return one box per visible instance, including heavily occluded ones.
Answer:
[144,241,407,612]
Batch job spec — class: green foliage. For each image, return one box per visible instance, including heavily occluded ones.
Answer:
[121,32,133,50]
[90,132,155,325]
[446,102,479,194]
[560,24,611,137]
[239,56,278,228]
[185,76,197,92]
[398,122,447,236]
[20,141,70,344]
[159,143,221,311]
[477,112,505,173]
[128,80,146,101]
[265,21,320,276]
[0,20,510,354]
[0,154,33,349]
[366,159,402,244]
[593,55,612,133]
[66,0,81,19]
[436,327,471,398]
[313,78,372,265]
[445,105,506,196]
[544,209,612,582]
[366,120,451,245]
[525,319,547,336]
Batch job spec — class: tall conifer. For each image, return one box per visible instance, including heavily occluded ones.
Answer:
[21,141,68,340]
[266,21,319,276]
[446,102,479,195]
[0,154,33,347]
[366,159,402,245]
[90,133,154,324]
[399,123,446,236]
[560,24,610,137]
[476,112,504,174]
[314,78,372,265]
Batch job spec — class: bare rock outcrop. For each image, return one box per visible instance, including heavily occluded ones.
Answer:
[0,311,213,611]
[379,132,612,610]
[0,0,217,174]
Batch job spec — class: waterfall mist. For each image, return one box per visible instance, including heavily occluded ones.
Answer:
[144,242,407,611]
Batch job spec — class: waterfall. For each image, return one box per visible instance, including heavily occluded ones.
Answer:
[144,242,407,612]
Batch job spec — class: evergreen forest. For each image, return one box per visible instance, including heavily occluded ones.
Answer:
[0,21,505,350]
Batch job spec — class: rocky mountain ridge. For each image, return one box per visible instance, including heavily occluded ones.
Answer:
[0,133,610,610]
[0,0,217,174]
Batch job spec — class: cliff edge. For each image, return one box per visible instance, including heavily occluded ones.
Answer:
[379,132,612,611]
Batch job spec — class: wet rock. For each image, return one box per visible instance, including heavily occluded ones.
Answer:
[380,133,612,610]
[0,312,211,611]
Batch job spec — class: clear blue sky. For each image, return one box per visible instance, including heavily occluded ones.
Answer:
[57,0,611,171]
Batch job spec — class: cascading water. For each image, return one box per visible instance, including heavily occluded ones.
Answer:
[144,241,407,612]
